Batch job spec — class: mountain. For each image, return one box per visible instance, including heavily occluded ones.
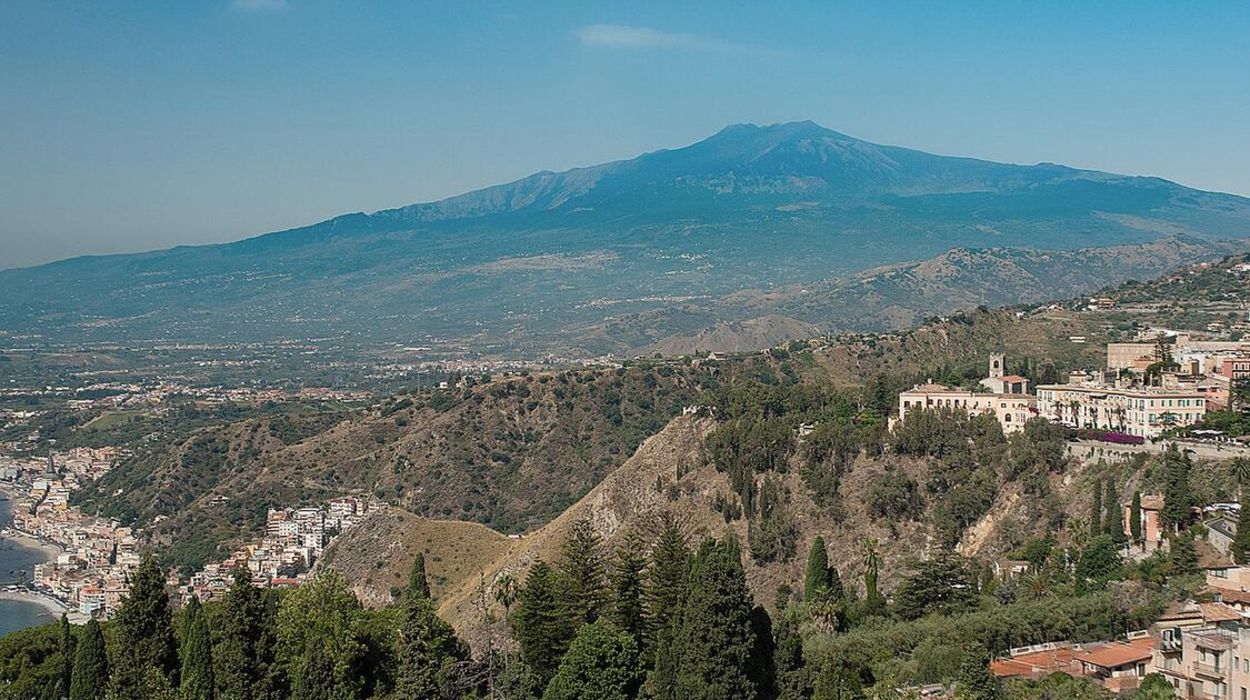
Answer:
[4,121,1249,356]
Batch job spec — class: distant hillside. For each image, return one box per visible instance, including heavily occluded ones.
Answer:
[4,121,1249,356]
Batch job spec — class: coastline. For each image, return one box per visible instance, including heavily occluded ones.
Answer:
[0,589,71,616]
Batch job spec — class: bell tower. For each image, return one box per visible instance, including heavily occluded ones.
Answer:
[989,353,1005,379]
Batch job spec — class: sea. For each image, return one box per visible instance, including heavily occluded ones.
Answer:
[0,494,58,635]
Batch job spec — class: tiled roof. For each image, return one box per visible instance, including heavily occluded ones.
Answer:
[1198,602,1243,623]
[1074,639,1154,669]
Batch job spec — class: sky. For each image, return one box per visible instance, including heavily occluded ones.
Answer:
[1,1,1248,269]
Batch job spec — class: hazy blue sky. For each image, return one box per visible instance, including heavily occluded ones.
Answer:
[2,1,1248,268]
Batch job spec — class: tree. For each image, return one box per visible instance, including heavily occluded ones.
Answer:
[59,613,75,700]
[179,596,214,700]
[1160,445,1195,532]
[397,553,468,700]
[662,538,759,700]
[860,539,886,618]
[1075,536,1123,584]
[1136,672,1178,699]
[774,618,812,700]
[511,561,576,685]
[1232,457,1250,500]
[115,555,179,696]
[69,619,108,700]
[1130,491,1143,545]
[643,518,690,654]
[1169,531,1200,577]
[1090,481,1103,536]
[1234,489,1250,565]
[804,537,833,602]
[1105,479,1127,545]
[894,553,976,621]
[953,648,1002,700]
[275,570,369,700]
[609,533,647,642]
[407,553,431,601]
[560,519,608,625]
[541,622,643,700]
[215,569,281,700]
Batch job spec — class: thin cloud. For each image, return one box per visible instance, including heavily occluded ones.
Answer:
[230,0,289,12]
[575,24,772,55]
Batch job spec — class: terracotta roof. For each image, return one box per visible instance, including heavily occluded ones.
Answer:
[1074,639,1154,669]
[1199,602,1243,623]
[1140,495,1165,510]
[990,647,1077,679]
[1210,586,1250,605]
[999,375,1029,383]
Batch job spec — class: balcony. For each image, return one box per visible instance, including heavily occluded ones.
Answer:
[1193,661,1226,679]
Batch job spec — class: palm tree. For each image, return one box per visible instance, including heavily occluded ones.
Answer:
[1232,457,1250,501]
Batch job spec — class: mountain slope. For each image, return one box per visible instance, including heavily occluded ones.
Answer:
[4,122,1249,355]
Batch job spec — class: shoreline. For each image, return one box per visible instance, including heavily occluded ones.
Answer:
[0,589,71,615]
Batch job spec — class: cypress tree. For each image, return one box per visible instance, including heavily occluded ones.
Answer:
[1130,491,1143,544]
[1090,481,1103,536]
[861,539,886,618]
[291,646,336,700]
[1170,531,1200,577]
[1233,491,1250,565]
[1105,479,1127,544]
[560,519,608,624]
[774,617,811,700]
[59,613,75,700]
[69,619,108,700]
[115,555,179,695]
[1161,444,1195,532]
[407,553,430,601]
[215,568,280,700]
[397,553,468,700]
[512,561,576,685]
[803,537,831,602]
[666,538,758,700]
[609,532,647,642]
[643,518,690,653]
[179,596,214,700]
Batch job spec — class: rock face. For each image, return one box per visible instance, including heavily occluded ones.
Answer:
[4,122,1249,355]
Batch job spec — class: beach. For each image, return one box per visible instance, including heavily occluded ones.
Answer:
[0,486,71,633]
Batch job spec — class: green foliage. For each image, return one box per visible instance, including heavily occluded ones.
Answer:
[70,619,109,700]
[659,538,761,700]
[1168,530,1200,577]
[560,519,609,625]
[1090,480,1103,535]
[60,613,75,699]
[396,587,467,700]
[1160,445,1195,532]
[642,519,690,656]
[1130,491,1143,544]
[804,537,833,602]
[512,561,577,685]
[541,622,643,700]
[1134,672,1177,699]
[893,554,976,621]
[407,553,430,601]
[115,555,179,696]
[1076,536,1123,585]
[214,569,281,700]
[179,597,214,700]
[749,475,798,563]
[866,470,923,521]
[608,533,647,642]
[275,570,371,700]
[1004,672,1111,700]
[1104,478,1126,543]
[953,649,1002,700]
[1234,489,1250,565]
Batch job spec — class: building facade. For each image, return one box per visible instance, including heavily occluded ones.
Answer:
[1035,383,1207,438]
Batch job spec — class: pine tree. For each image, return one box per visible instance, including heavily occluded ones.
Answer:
[290,646,336,700]
[407,553,430,601]
[1091,481,1103,536]
[511,561,576,685]
[1161,445,1195,532]
[215,568,280,700]
[560,519,608,624]
[541,622,643,700]
[115,555,179,695]
[59,613,75,700]
[1130,491,1143,544]
[803,537,831,602]
[397,553,468,700]
[664,538,759,700]
[1234,490,1250,565]
[1105,479,1127,545]
[643,518,690,654]
[774,617,811,700]
[609,532,647,642]
[69,619,108,700]
[179,596,214,700]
